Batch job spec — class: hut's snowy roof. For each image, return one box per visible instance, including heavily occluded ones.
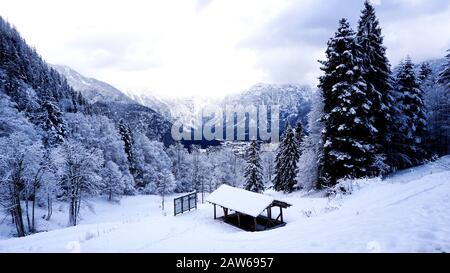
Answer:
[206,185,275,217]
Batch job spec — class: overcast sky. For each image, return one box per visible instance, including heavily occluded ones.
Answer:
[2,0,450,98]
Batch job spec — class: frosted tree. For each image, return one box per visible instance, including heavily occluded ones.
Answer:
[190,145,210,202]
[390,58,427,169]
[317,18,375,187]
[38,154,59,221]
[356,0,394,175]
[419,62,433,84]
[22,145,48,233]
[272,123,299,193]
[243,140,264,193]
[420,62,442,156]
[0,133,41,236]
[433,50,450,155]
[0,95,44,236]
[155,169,176,212]
[224,147,245,188]
[166,143,193,193]
[117,119,137,179]
[294,122,303,147]
[438,49,450,88]
[36,99,66,147]
[132,133,175,195]
[297,91,324,190]
[102,161,125,201]
[65,113,135,195]
[53,140,104,226]
[261,148,276,186]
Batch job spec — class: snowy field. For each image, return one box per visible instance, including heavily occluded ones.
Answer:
[1,157,449,253]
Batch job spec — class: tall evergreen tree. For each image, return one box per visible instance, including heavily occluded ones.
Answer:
[391,57,427,168]
[294,122,303,147]
[430,50,450,156]
[418,62,433,84]
[117,120,137,178]
[438,49,450,88]
[356,0,394,175]
[37,99,66,147]
[273,123,300,193]
[317,18,376,187]
[243,140,264,193]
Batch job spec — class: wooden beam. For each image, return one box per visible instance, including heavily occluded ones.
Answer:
[280,207,283,223]
[254,217,257,231]
[214,204,216,219]
[237,212,241,227]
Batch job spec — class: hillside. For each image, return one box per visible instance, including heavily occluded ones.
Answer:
[53,65,173,144]
[1,156,449,252]
[53,65,135,104]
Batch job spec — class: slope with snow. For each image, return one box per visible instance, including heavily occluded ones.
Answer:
[1,157,449,253]
[53,65,173,143]
[128,83,313,130]
[53,65,135,104]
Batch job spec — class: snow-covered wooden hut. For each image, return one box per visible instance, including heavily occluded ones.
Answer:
[206,185,291,231]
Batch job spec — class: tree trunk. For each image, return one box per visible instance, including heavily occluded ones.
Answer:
[31,196,36,232]
[12,195,25,237]
[69,197,77,226]
[46,195,52,221]
[12,173,25,237]
[25,199,31,233]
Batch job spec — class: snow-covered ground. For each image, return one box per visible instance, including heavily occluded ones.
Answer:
[1,157,449,253]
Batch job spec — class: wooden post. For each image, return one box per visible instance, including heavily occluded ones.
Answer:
[214,204,216,219]
[181,197,184,213]
[280,207,283,223]
[254,217,257,231]
[223,208,228,219]
[237,212,241,227]
[188,194,191,211]
[174,199,176,216]
[268,207,272,220]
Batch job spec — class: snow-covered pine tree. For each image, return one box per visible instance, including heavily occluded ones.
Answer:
[419,62,433,84]
[419,62,439,155]
[431,50,450,156]
[272,123,300,193]
[391,57,427,168]
[37,99,66,147]
[438,49,450,88]
[117,119,138,180]
[356,0,394,175]
[294,121,303,147]
[243,140,264,193]
[297,91,324,190]
[317,18,375,188]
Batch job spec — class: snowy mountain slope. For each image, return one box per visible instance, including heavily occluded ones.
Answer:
[53,65,173,144]
[223,83,313,128]
[126,91,221,128]
[125,91,173,119]
[53,65,134,104]
[1,156,449,252]
[128,83,313,137]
